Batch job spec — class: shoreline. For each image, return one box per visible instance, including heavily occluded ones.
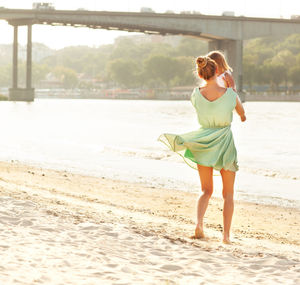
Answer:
[0,160,299,283]
[3,157,300,210]
[34,94,300,102]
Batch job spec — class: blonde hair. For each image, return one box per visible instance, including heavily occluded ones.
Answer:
[196,56,217,80]
[207,50,232,73]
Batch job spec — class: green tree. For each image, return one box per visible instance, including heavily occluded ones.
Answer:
[109,38,139,61]
[288,66,300,87]
[243,54,258,91]
[0,64,11,87]
[277,34,300,55]
[170,56,196,86]
[108,58,141,88]
[267,50,295,91]
[144,55,180,87]
[53,66,78,88]
[263,59,285,91]
[175,38,208,57]
[33,63,50,85]
[243,34,300,90]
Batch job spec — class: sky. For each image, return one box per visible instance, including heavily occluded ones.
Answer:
[0,0,299,49]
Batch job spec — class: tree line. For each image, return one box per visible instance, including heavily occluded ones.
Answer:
[0,34,299,92]
[243,34,300,92]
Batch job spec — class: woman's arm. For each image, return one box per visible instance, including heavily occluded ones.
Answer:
[235,95,246,122]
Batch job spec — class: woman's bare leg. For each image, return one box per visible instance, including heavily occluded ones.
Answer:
[194,165,213,238]
[220,169,236,244]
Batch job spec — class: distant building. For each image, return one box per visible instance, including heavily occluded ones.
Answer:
[32,2,55,10]
[222,11,235,16]
[38,72,63,88]
[115,34,182,47]
[291,15,300,20]
[140,7,155,13]
[180,10,202,14]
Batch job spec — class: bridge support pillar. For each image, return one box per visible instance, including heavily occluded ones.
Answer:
[208,39,244,101]
[12,24,18,89]
[9,24,34,102]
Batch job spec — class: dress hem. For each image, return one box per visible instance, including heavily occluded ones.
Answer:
[158,134,238,172]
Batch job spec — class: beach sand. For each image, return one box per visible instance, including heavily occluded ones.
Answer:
[0,161,299,284]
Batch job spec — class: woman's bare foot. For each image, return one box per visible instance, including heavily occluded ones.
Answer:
[190,225,205,239]
[222,234,231,244]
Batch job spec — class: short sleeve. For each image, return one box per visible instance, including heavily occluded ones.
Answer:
[228,88,237,109]
[190,88,197,107]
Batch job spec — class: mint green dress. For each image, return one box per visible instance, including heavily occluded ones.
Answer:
[158,87,238,172]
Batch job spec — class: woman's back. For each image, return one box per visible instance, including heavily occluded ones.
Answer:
[191,87,237,128]
[199,84,227,101]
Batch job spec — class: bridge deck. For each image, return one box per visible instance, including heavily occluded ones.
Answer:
[0,8,299,40]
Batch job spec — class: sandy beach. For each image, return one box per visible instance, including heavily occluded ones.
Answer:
[0,161,299,284]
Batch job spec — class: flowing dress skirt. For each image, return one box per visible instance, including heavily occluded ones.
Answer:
[158,126,238,172]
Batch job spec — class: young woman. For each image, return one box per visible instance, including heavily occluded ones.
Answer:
[207,50,236,91]
[159,56,246,244]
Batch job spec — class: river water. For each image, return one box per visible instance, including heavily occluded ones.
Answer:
[0,99,299,208]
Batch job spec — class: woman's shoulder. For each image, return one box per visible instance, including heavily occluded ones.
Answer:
[190,87,199,106]
[226,88,238,107]
[227,87,237,96]
[192,86,203,96]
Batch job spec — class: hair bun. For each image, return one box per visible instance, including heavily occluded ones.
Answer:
[196,56,208,69]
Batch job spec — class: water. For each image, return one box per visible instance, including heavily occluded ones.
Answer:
[0,99,299,208]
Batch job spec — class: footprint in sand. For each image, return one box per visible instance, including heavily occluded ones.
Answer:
[0,216,20,225]
[77,223,100,231]
[160,264,183,271]
[19,220,34,227]
[13,201,36,208]
[106,264,119,268]
[150,250,168,257]
[106,232,119,238]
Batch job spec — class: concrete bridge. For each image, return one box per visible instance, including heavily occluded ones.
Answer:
[0,8,299,101]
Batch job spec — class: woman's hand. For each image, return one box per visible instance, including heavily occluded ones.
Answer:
[240,115,246,122]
